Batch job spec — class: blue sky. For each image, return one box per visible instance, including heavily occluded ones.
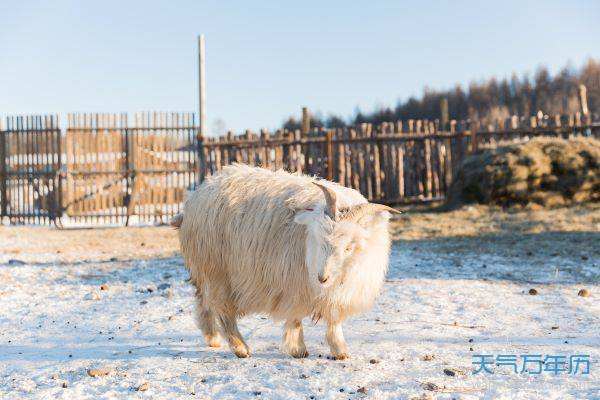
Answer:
[1,0,598,134]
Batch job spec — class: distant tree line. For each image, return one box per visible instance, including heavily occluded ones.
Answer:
[282,59,600,130]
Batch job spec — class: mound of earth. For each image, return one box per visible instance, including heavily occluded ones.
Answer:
[447,136,600,208]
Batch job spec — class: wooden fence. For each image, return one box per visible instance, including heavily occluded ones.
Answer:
[0,112,597,226]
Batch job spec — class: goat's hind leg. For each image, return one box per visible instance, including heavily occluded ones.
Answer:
[217,313,251,358]
[194,290,222,348]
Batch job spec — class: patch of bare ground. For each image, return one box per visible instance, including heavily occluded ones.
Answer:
[391,203,599,241]
[0,226,180,264]
[0,204,597,264]
[390,203,599,272]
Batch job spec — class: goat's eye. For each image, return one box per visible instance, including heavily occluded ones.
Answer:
[344,244,353,253]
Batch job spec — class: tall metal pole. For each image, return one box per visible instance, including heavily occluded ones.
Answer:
[197,34,207,183]
[198,34,207,137]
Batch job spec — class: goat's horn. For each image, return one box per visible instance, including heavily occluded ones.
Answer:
[341,203,401,221]
[313,181,338,220]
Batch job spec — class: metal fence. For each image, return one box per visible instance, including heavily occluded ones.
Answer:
[0,112,597,226]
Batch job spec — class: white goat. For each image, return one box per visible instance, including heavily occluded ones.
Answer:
[173,164,397,359]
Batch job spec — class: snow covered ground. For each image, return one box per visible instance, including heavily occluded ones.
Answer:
[1,233,598,399]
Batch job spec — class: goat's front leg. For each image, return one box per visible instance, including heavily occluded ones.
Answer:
[326,320,348,360]
[282,319,308,358]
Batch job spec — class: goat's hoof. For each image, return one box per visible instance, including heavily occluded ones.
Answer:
[233,347,250,358]
[330,353,348,361]
[205,335,222,348]
[291,349,309,359]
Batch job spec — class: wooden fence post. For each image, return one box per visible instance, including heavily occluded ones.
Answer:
[302,107,310,174]
[326,130,334,180]
[301,107,310,136]
[440,98,449,130]
[579,84,589,125]
[470,120,479,153]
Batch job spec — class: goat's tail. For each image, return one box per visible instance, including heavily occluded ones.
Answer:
[170,213,184,229]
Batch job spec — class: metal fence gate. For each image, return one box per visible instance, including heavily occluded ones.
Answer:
[63,113,198,225]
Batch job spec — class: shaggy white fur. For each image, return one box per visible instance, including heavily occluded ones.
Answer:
[174,164,396,359]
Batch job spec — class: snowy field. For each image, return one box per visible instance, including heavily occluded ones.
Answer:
[1,212,599,399]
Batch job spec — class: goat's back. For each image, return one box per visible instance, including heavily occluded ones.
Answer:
[179,164,346,318]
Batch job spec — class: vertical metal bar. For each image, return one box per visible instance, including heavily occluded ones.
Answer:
[124,124,131,226]
[16,116,22,223]
[55,114,63,224]
[197,115,206,184]
[0,117,6,219]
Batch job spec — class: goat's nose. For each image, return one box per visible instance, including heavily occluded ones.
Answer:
[318,275,328,283]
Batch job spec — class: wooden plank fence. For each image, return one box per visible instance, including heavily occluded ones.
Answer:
[0,111,597,226]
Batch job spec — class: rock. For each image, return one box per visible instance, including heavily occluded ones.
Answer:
[300,374,308,379]
[100,284,109,291]
[62,382,68,388]
[421,354,435,361]
[163,273,173,279]
[157,283,171,291]
[136,382,149,392]
[369,359,379,364]
[84,292,100,301]
[8,259,26,266]
[411,394,434,400]
[109,257,118,262]
[551,326,559,330]
[443,367,465,377]
[578,289,590,297]
[87,368,112,377]
[443,368,456,376]
[51,374,59,380]
[420,382,439,391]
[140,300,148,305]
[528,288,538,295]
[357,386,368,394]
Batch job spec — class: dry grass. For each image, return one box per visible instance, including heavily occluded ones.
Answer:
[391,203,599,263]
[391,203,600,241]
[448,136,600,207]
[1,204,598,264]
